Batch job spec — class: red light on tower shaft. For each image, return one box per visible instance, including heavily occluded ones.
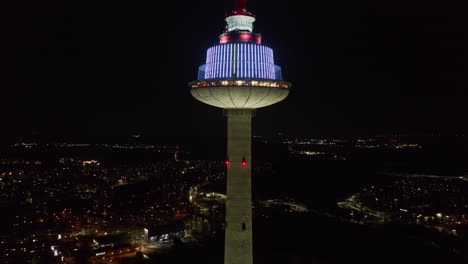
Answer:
[241,157,247,167]
[225,160,230,166]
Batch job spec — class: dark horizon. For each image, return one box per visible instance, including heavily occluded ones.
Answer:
[3,0,467,141]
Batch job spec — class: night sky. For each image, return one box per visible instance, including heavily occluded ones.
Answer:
[3,0,467,142]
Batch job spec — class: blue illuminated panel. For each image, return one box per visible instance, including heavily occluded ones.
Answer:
[203,43,282,80]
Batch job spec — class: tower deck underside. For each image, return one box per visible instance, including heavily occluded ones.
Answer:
[225,109,253,264]
[190,85,289,109]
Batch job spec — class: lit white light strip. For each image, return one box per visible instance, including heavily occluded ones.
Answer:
[218,45,221,78]
[205,48,210,78]
[243,44,247,78]
[247,44,251,78]
[260,46,265,79]
[271,48,275,79]
[225,44,229,78]
[210,46,214,79]
[255,45,257,78]
[214,46,217,78]
[258,46,261,79]
[228,44,232,77]
[215,45,218,78]
[233,44,236,76]
[264,47,267,79]
[210,47,213,79]
[236,44,239,77]
[270,48,274,79]
[240,44,243,78]
[221,45,226,77]
[266,47,269,79]
[210,46,213,79]
[240,43,242,78]
[260,45,264,78]
[251,45,254,78]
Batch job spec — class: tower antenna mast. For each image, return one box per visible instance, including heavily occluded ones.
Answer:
[234,0,248,11]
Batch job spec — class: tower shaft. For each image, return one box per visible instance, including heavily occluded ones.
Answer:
[225,109,253,264]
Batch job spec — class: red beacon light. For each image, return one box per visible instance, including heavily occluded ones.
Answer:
[234,0,248,13]
[225,160,231,166]
[241,158,247,167]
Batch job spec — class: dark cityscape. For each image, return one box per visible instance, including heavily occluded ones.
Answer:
[2,0,467,263]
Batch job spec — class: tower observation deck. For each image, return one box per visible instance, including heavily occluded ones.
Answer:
[190,0,291,109]
[189,1,291,263]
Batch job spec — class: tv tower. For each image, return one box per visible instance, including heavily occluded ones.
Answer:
[189,1,291,263]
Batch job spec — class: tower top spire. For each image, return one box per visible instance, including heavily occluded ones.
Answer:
[226,0,255,32]
[234,0,248,12]
[229,0,253,17]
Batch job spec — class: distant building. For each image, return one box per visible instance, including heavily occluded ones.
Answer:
[91,234,135,259]
[144,221,185,243]
[92,233,130,248]
[92,244,134,258]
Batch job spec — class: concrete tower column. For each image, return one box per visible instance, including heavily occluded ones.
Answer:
[224,109,254,264]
